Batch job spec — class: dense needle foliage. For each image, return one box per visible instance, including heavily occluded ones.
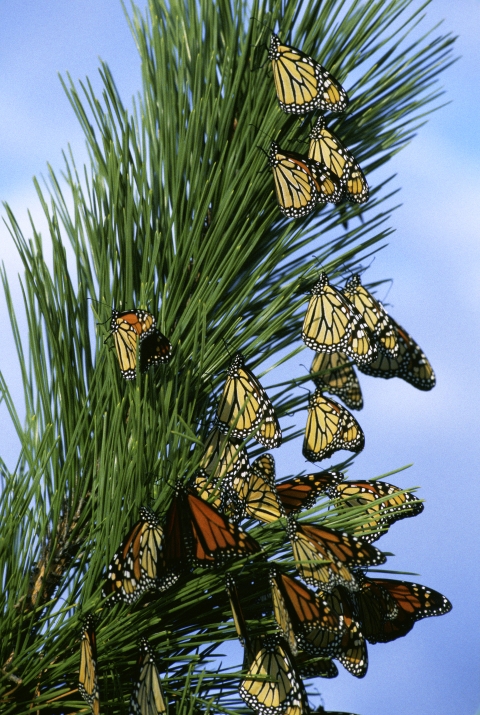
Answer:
[0,0,454,712]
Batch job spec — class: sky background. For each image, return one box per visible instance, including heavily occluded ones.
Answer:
[0,1,478,714]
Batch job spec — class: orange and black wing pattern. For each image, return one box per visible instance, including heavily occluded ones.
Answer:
[287,519,385,592]
[129,637,167,715]
[326,479,424,542]
[216,353,282,447]
[308,117,368,203]
[270,570,343,657]
[303,390,365,462]
[268,34,348,115]
[79,615,100,715]
[358,317,435,390]
[239,635,302,715]
[302,273,376,365]
[268,142,342,218]
[343,275,398,358]
[310,350,363,410]
[140,329,172,373]
[164,488,260,568]
[354,575,452,644]
[102,507,176,604]
[232,454,285,523]
[276,471,344,515]
[109,309,156,379]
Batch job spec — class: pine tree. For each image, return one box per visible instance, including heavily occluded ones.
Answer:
[0,0,454,712]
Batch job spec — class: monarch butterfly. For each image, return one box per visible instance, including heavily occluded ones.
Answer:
[216,353,282,448]
[79,615,100,715]
[231,454,285,523]
[308,117,369,203]
[270,570,343,657]
[302,273,377,365]
[353,575,452,644]
[239,635,302,715]
[139,329,172,374]
[325,479,424,543]
[103,507,178,604]
[129,638,167,715]
[268,142,343,218]
[164,486,260,568]
[358,316,436,390]
[226,574,250,648]
[310,351,363,410]
[303,390,365,463]
[109,309,171,379]
[343,275,398,358]
[275,471,344,515]
[295,652,339,679]
[268,33,348,114]
[198,427,250,483]
[287,518,385,592]
[318,587,368,678]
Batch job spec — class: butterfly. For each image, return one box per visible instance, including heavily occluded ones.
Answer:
[239,635,303,715]
[295,652,339,679]
[302,273,376,365]
[325,479,424,543]
[216,353,282,448]
[231,454,285,523]
[270,569,343,657]
[318,587,368,678]
[268,33,348,114]
[109,309,171,379]
[353,575,452,644]
[197,427,250,482]
[129,638,167,715]
[79,615,100,715]
[308,117,368,203]
[164,486,260,569]
[103,507,178,604]
[275,471,344,515]
[358,316,436,390]
[268,142,343,218]
[287,518,386,592]
[343,275,398,358]
[303,390,365,462]
[310,350,363,410]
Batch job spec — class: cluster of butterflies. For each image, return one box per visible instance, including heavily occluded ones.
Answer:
[266,32,369,217]
[79,456,451,714]
[301,272,435,462]
[77,30,444,715]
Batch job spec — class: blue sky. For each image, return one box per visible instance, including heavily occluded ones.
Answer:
[0,2,478,714]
